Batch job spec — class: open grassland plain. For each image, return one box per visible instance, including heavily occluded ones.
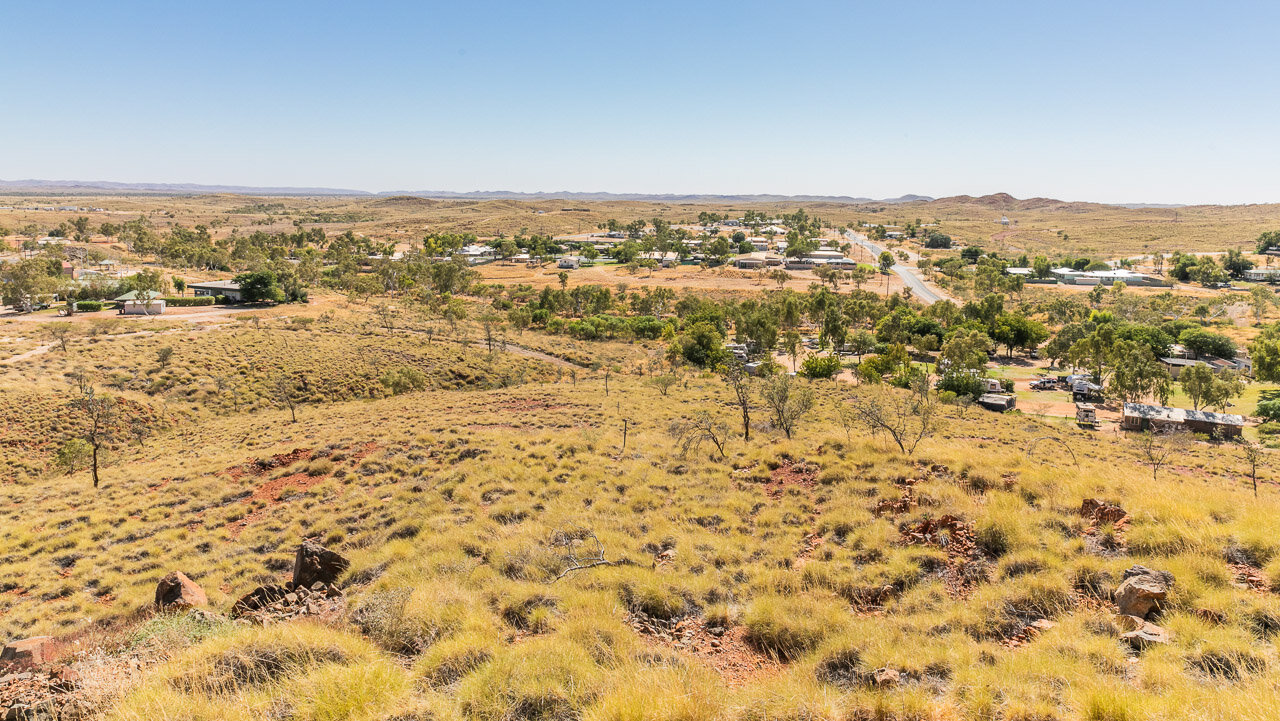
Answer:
[7,192,1280,261]
[5,320,1280,719]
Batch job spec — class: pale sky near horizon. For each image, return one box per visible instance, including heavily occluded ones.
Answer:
[3,0,1279,205]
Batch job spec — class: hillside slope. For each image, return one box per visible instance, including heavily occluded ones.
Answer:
[4,360,1280,719]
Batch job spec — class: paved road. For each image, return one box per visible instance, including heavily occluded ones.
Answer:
[844,231,946,304]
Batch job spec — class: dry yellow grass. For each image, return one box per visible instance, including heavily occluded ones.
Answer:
[3,314,1280,719]
[6,195,1280,719]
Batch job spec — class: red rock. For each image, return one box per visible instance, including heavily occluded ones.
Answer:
[1116,566,1173,619]
[292,539,350,589]
[155,572,207,610]
[0,637,52,666]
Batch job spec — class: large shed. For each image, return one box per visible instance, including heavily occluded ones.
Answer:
[1121,403,1243,439]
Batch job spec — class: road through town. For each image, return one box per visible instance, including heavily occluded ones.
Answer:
[844,230,947,304]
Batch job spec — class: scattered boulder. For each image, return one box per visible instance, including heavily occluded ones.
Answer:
[0,637,52,667]
[1115,565,1173,620]
[872,667,900,688]
[1080,499,1127,524]
[155,572,207,611]
[292,539,350,589]
[1117,615,1172,650]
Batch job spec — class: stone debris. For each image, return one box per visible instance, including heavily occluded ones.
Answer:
[1080,498,1127,525]
[0,668,88,721]
[872,667,900,688]
[231,581,344,623]
[626,611,778,686]
[1002,618,1057,648]
[1228,563,1267,592]
[901,515,986,598]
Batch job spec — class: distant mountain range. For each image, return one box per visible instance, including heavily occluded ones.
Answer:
[0,179,368,196]
[0,180,1196,208]
[380,190,937,204]
[0,179,933,204]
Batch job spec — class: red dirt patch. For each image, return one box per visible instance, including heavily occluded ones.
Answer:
[793,532,826,570]
[225,447,312,480]
[226,467,330,538]
[628,613,780,687]
[764,459,818,499]
[349,441,379,463]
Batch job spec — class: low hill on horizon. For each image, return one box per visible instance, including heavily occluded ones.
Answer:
[2,179,1209,209]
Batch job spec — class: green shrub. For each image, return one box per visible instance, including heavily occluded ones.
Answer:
[799,355,842,379]
[1257,401,1280,423]
[162,296,216,307]
[74,300,104,312]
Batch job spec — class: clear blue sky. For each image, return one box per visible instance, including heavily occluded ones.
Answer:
[3,0,1278,204]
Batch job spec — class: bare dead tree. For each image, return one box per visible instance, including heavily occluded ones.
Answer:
[1026,436,1079,466]
[835,401,857,443]
[718,361,753,441]
[760,374,815,439]
[550,523,615,582]
[1136,428,1191,482]
[67,371,120,489]
[847,382,939,456]
[273,373,303,423]
[374,303,397,333]
[43,322,74,353]
[1242,441,1264,497]
[669,412,729,458]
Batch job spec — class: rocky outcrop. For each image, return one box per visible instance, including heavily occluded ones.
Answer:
[292,539,350,589]
[1116,565,1173,620]
[155,572,207,611]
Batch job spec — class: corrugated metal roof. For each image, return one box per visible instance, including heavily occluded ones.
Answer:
[1123,402,1243,426]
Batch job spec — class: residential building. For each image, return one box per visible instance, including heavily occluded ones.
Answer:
[114,290,165,315]
[188,279,244,302]
[1244,268,1280,282]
